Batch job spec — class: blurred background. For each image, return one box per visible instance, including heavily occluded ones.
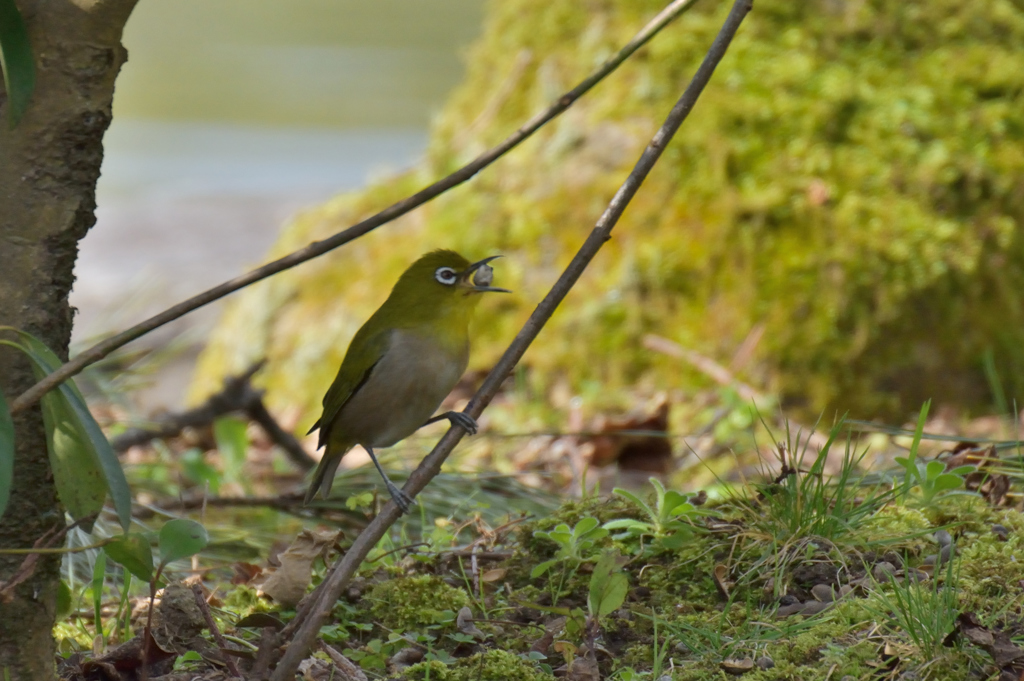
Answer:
[68,0,1024,508]
[42,1,1024,669]
[71,0,485,409]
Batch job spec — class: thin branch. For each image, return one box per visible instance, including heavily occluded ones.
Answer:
[109,360,316,470]
[109,362,264,451]
[269,2,754,677]
[190,583,242,678]
[247,397,314,470]
[0,519,75,601]
[131,493,310,519]
[9,0,703,416]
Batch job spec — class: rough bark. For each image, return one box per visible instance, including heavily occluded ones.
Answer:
[0,1,137,677]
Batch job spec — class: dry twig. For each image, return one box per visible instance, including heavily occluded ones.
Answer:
[110,361,315,471]
[190,583,242,678]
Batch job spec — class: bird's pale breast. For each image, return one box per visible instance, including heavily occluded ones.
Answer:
[331,329,468,447]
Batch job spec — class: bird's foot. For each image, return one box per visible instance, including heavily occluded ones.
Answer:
[445,411,479,435]
[423,410,478,435]
[384,480,415,515]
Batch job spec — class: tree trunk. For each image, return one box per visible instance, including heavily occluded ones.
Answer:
[0,1,137,676]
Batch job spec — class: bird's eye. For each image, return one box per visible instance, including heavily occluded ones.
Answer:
[434,266,458,286]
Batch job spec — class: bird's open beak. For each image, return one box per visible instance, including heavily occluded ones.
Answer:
[462,255,512,293]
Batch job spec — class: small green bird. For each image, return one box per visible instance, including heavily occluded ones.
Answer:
[304,250,509,512]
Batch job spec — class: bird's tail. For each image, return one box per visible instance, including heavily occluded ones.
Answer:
[304,443,349,505]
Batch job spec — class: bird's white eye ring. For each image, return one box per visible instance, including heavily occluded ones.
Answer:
[435,266,458,285]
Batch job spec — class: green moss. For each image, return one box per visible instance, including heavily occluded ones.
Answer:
[221,585,275,617]
[959,523,1024,607]
[851,504,932,552]
[193,0,1024,422]
[621,642,655,670]
[365,575,470,631]
[403,650,553,681]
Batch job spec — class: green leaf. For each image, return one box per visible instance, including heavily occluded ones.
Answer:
[2,332,132,531]
[588,551,628,619]
[32,364,107,531]
[173,649,204,670]
[648,477,667,501]
[602,519,650,532]
[92,550,107,635]
[214,416,248,486]
[0,0,35,127]
[530,559,558,579]
[104,533,154,582]
[611,487,644,507]
[56,579,74,620]
[0,388,13,518]
[667,502,695,517]
[613,486,656,521]
[662,490,690,513]
[658,529,691,550]
[931,474,964,493]
[180,447,220,495]
[923,460,946,481]
[158,518,208,567]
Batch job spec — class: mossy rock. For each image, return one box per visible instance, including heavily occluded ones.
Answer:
[365,574,470,631]
[192,0,1024,422]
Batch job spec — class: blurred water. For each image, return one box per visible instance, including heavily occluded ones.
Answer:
[96,120,428,199]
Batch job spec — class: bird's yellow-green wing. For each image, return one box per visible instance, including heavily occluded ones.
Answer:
[310,323,392,449]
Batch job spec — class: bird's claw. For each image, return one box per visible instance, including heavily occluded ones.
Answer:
[447,411,478,435]
[385,481,415,514]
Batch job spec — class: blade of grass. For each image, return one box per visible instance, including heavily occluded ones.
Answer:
[0,0,35,127]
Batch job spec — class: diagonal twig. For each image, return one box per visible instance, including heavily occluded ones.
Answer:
[108,362,264,452]
[10,0,704,416]
[190,583,242,678]
[268,1,754,678]
[109,360,316,470]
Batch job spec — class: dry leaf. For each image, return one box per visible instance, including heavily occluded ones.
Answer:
[949,612,1024,679]
[231,562,263,585]
[583,395,672,472]
[566,654,600,681]
[481,568,507,582]
[721,657,754,675]
[257,529,340,608]
[713,564,732,600]
[457,606,486,641]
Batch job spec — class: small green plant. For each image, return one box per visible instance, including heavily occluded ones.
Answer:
[603,478,704,552]
[587,550,628,622]
[343,637,393,671]
[894,402,975,507]
[863,548,961,658]
[531,517,608,578]
[751,418,893,545]
[899,458,975,507]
